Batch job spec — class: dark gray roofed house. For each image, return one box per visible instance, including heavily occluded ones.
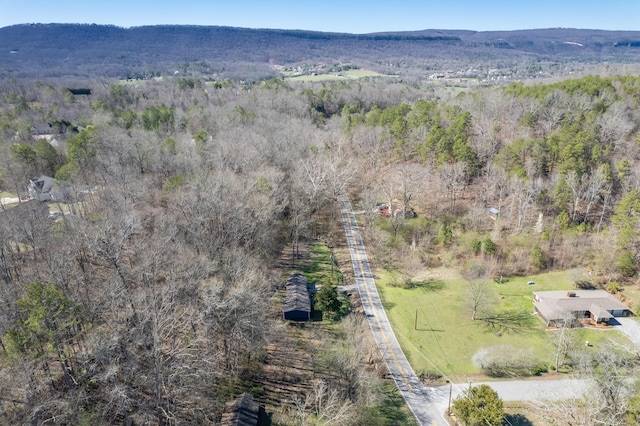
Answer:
[67,88,92,95]
[534,290,631,326]
[282,273,314,320]
[28,176,58,202]
[30,122,53,136]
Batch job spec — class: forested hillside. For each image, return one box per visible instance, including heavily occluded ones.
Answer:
[2,24,640,79]
[1,72,640,424]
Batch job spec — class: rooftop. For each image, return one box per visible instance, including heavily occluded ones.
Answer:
[534,289,629,323]
[282,273,311,314]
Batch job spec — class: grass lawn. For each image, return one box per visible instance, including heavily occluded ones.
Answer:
[298,243,343,286]
[0,191,18,198]
[376,268,632,381]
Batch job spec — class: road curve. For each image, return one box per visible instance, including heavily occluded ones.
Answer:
[338,196,450,425]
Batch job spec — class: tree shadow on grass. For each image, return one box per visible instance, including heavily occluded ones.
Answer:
[504,413,534,426]
[374,384,419,425]
[381,301,396,310]
[414,279,445,292]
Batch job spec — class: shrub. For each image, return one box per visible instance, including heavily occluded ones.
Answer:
[452,384,504,426]
[438,224,453,246]
[557,211,570,229]
[530,244,547,269]
[315,283,341,315]
[607,281,620,294]
[616,251,637,277]
[472,345,538,377]
[483,237,497,255]
[470,239,482,255]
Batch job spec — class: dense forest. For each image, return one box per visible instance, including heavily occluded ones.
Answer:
[1,71,640,424]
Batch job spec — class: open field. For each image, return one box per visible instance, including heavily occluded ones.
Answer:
[376,268,634,381]
[285,69,392,82]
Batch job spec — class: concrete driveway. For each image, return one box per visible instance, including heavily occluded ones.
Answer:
[0,197,20,206]
[615,317,640,348]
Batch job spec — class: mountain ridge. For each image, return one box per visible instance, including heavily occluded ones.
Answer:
[1,24,639,79]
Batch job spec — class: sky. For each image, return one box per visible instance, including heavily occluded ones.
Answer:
[1,0,639,33]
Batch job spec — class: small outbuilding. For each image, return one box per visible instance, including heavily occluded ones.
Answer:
[282,273,314,320]
[486,206,500,220]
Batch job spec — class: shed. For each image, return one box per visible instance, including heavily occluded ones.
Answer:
[282,273,313,320]
[486,206,500,220]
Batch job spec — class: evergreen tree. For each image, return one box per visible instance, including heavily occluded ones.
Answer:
[452,384,504,426]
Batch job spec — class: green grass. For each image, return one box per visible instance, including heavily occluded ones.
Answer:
[377,269,631,380]
[0,191,17,198]
[299,243,343,286]
[371,382,420,426]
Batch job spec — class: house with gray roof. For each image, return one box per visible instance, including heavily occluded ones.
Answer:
[282,273,315,320]
[533,289,631,327]
[28,176,59,202]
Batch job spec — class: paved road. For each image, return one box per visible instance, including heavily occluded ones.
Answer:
[338,195,589,425]
[338,196,450,425]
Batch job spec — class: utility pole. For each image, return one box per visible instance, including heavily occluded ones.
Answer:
[448,383,452,415]
[414,308,418,330]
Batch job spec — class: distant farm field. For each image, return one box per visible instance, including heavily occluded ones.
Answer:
[285,69,391,82]
[376,269,633,381]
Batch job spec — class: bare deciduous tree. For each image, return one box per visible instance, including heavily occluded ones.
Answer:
[466,280,496,321]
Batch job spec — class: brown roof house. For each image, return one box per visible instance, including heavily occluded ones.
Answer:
[534,290,631,327]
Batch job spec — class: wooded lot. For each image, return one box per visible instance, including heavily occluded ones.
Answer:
[1,70,640,424]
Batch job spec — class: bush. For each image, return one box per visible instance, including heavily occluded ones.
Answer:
[419,370,443,384]
[472,345,538,377]
[315,283,341,314]
[483,237,497,255]
[530,244,547,269]
[452,384,504,426]
[438,224,453,246]
[531,364,548,376]
[470,239,482,255]
[557,211,570,229]
[607,281,620,293]
[616,251,637,277]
